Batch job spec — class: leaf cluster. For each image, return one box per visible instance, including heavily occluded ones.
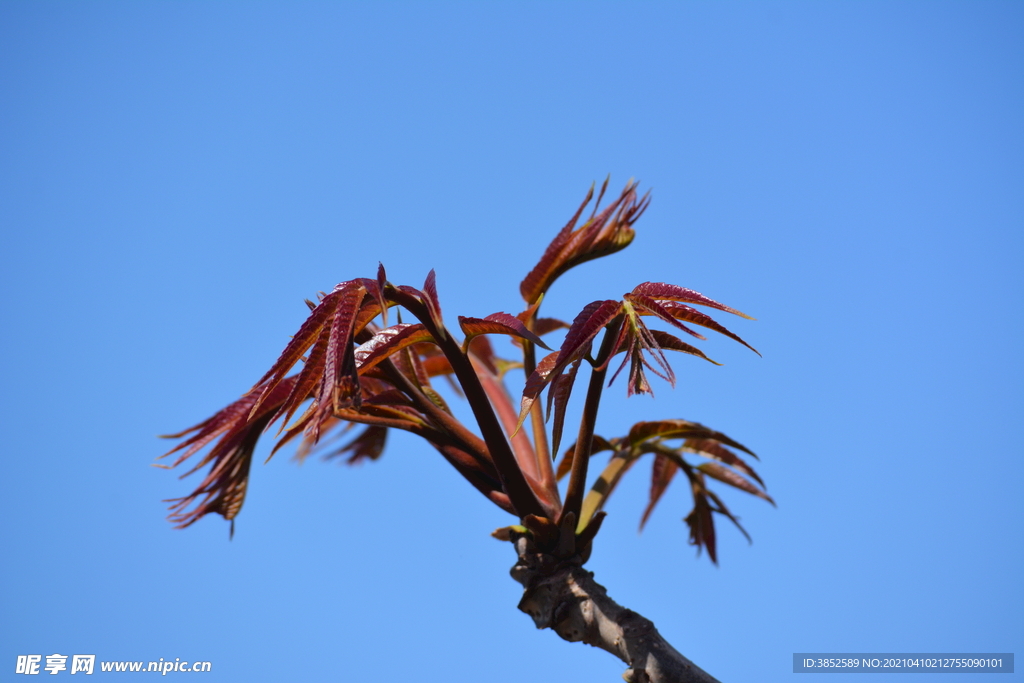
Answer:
[159,179,770,563]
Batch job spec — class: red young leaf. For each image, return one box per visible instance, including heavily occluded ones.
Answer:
[354,324,436,373]
[251,281,368,420]
[271,325,330,432]
[625,292,708,340]
[533,317,570,336]
[161,186,768,564]
[458,313,551,350]
[419,354,455,378]
[555,435,615,480]
[520,181,648,304]
[630,282,755,320]
[509,311,570,349]
[640,453,679,531]
[685,491,717,564]
[609,335,654,397]
[161,377,298,470]
[590,175,610,217]
[628,419,755,456]
[420,269,445,335]
[560,300,623,358]
[375,263,389,328]
[324,425,388,465]
[645,329,721,365]
[682,438,764,485]
[515,300,621,431]
[308,283,366,438]
[516,350,559,432]
[547,358,582,459]
[658,302,760,356]
[605,310,679,397]
[401,338,434,389]
[250,286,346,394]
[696,462,774,504]
[519,184,595,304]
[705,488,752,544]
[160,376,301,532]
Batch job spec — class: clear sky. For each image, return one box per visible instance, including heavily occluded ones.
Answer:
[2,2,1021,681]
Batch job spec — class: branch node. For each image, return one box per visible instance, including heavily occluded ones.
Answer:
[505,533,722,683]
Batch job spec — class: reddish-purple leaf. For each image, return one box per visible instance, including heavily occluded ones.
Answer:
[645,329,721,365]
[160,376,302,531]
[519,182,647,304]
[354,323,436,373]
[684,493,717,564]
[515,300,621,431]
[515,351,559,434]
[376,263,389,327]
[697,462,774,504]
[279,407,328,461]
[683,437,764,484]
[250,288,342,395]
[510,310,569,348]
[533,317,570,336]
[590,175,610,217]
[547,358,582,458]
[640,453,679,531]
[557,190,642,272]
[391,332,433,390]
[250,281,370,423]
[705,488,752,544]
[628,419,755,456]
[609,334,654,397]
[625,292,707,340]
[519,184,595,303]
[607,334,638,388]
[395,284,425,303]
[555,435,614,480]
[658,302,760,356]
[630,282,754,320]
[557,300,622,368]
[271,326,330,432]
[603,308,686,396]
[458,313,551,350]
[161,377,299,471]
[324,425,388,465]
[422,269,443,328]
[310,283,366,435]
[419,354,455,378]
[630,315,675,384]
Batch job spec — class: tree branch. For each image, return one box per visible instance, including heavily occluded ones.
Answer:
[508,533,721,683]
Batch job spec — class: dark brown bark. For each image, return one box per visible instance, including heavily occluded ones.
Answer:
[509,534,721,683]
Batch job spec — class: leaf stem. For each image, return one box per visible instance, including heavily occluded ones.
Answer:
[521,322,557,504]
[387,287,547,518]
[378,357,496,473]
[561,316,623,526]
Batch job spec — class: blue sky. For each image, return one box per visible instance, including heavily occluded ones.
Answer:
[1,2,1021,681]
